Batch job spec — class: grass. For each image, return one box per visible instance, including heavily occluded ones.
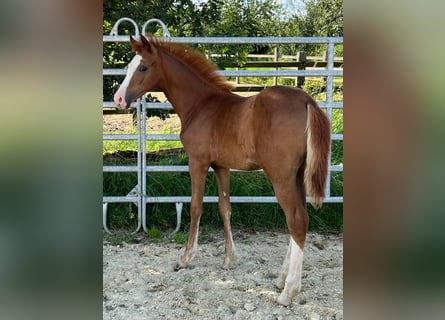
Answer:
[103,127,183,154]
[173,232,188,244]
[147,226,163,241]
[104,151,343,233]
[103,78,343,234]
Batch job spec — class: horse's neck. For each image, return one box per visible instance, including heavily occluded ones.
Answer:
[158,52,218,121]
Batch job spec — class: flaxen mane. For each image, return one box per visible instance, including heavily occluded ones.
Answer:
[149,37,234,92]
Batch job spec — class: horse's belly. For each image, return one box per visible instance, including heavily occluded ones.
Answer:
[213,148,261,171]
[236,162,262,171]
[213,159,261,171]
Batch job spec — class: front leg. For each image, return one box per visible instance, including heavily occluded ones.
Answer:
[174,159,209,271]
[214,166,236,269]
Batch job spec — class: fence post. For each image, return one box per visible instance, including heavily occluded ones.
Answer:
[273,47,279,86]
[296,51,306,88]
[322,50,328,88]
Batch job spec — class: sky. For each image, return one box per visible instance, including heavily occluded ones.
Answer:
[277,0,306,19]
[278,0,305,14]
[193,0,306,15]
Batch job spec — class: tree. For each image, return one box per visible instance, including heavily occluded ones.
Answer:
[102,0,343,102]
[279,0,342,55]
[299,0,343,37]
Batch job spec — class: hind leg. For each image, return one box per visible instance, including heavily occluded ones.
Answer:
[276,238,291,289]
[276,236,305,306]
[270,170,309,306]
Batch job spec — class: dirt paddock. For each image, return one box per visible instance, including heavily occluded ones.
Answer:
[103,230,343,319]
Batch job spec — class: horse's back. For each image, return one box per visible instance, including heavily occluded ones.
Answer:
[255,86,312,114]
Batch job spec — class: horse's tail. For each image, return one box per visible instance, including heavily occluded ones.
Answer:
[304,99,331,209]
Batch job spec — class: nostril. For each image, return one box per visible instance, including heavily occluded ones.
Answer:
[114,94,123,106]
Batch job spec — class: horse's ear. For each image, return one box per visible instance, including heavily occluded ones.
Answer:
[129,35,142,53]
[140,35,157,55]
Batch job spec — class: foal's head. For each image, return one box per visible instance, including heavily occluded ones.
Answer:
[114,35,161,109]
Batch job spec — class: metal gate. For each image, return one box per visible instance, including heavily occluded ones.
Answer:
[103,18,343,234]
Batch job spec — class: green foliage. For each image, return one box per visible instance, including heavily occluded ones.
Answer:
[147,226,162,240]
[103,232,137,245]
[301,0,343,37]
[103,0,344,95]
[173,232,188,244]
[104,147,343,233]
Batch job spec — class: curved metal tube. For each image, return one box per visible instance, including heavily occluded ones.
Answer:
[110,17,140,38]
[142,18,171,37]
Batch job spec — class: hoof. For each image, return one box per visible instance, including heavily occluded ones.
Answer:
[276,293,292,307]
[275,279,285,290]
[174,262,187,271]
[222,255,236,270]
[276,287,299,307]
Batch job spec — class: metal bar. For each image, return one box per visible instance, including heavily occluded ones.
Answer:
[324,42,336,199]
[104,101,343,110]
[330,165,343,172]
[103,203,112,234]
[103,35,343,44]
[133,99,142,234]
[103,68,343,77]
[141,18,171,38]
[143,196,343,203]
[103,134,138,140]
[109,18,139,38]
[103,196,140,202]
[143,165,342,173]
[220,70,343,77]
[141,97,148,232]
[142,133,343,141]
[102,102,138,109]
[145,134,180,141]
[172,203,183,235]
[103,166,138,172]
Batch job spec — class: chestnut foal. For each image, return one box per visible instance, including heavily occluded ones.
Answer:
[114,35,331,306]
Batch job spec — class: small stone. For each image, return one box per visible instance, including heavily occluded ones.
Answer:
[183,287,195,298]
[258,256,268,264]
[264,271,277,279]
[228,304,239,314]
[244,302,256,312]
[297,296,307,305]
[234,310,250,320]
[313,241,325,250]
[310,313,320,320]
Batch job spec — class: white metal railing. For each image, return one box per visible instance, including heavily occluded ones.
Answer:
[103,18,343,234]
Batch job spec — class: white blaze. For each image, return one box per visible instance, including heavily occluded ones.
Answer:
[113,54,142,108]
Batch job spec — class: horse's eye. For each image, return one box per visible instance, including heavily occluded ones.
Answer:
[139,65,147,72]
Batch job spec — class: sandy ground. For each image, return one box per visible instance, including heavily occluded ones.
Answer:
[103,113,181,133]
[103,230,343,320]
